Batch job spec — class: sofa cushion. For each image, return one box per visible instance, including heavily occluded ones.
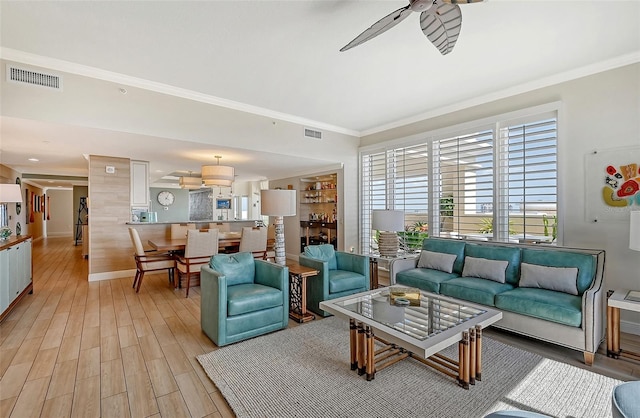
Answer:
[304,244,337,270]
[465,243,521,285]
[519,262,579,295]
[396,268,458,294]
[441,277,513,307]
[521,248,596,295]
[422,238,467,275]
[462,256,509,284]
[227,283,283,316]
[210,252,255,286]
[417,250,457,273]
[495,287,582,327]
[329,270,367,294]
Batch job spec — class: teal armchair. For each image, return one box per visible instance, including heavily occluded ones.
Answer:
[200,252,289,346]
[299,244,369,317]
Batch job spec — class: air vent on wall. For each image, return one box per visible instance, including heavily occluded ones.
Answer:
[304,127,323,140]
[7,65,62,90]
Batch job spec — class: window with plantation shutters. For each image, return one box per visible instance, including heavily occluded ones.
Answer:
[360,104,559,251]
[360,144,428,253]
[431,130,494,237]
[496,117,558,242]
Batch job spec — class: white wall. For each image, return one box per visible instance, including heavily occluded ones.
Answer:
[362,63,640,332]
[46,189,73,237]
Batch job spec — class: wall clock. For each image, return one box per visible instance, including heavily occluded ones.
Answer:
[157,190,175,206]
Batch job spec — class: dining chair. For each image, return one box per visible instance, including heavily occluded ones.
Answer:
[175,229,219,297]
[239,226,268,260]
[128,227,175,293]
[266,225,276,262]
[170,223,196,239]
[209,222,231,233]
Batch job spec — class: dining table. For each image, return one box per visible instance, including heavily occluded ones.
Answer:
[148,235,241,254]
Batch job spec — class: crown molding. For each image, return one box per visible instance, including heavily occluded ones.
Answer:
[361,51,640,137]
[0,48,360,137]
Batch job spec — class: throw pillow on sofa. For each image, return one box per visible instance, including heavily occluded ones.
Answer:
[417,250,457,273]
[519,262,579,295]
[462,256,509,283]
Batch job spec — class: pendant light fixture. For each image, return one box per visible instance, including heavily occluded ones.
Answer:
[179,171,203,190]
[202,155,234,187]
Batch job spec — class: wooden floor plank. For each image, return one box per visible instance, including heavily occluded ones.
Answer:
[1,236,638,418]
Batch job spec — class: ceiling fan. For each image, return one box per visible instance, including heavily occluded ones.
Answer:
[340,0,483,55]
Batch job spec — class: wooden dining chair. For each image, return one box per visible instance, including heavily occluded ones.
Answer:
[239,226,268,260]
[128,227,175,293]
[175,229,218,297]
[170,223,196,239]
[209,222,230,233]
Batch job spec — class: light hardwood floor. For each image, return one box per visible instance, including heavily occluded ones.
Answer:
[0,237,237,418]
[1,238,639,418]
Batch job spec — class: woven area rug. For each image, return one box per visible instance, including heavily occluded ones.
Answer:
[197,317,621,418]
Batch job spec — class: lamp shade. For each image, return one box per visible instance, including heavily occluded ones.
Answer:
[202,164,234,182]
[0,184,22,203]
[372,210,404,232]
[203,178,233,187]
[630,211,640,252]
[261,189,296,216]
[179,176,202,189]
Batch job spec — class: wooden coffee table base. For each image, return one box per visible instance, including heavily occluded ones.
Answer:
[349,319,483,389]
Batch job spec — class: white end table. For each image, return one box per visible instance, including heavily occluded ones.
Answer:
[607,289,640,362]
[366,252,419,289]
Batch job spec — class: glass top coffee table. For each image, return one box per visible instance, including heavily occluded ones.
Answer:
[320,286,502,389]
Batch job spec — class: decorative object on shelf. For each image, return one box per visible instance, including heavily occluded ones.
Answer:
[372,209,404,257]
[180,171,203,189]
[0,184,23,236]
[630,211,640,252]
[0,227,11,240]
[16,222,21,236]
[15,177,21,215]
[157,190,175,206]
[202,155,234,187]
[261,189,296,265]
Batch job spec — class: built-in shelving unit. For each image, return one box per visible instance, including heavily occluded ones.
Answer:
[299,174,338,251]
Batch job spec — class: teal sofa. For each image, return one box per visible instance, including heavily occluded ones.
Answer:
[299,244,370,317]
[394,238,606,365]
[200,252,289,346]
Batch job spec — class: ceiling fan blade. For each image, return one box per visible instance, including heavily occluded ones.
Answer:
[420,1,462,55]
[340,5,412,52]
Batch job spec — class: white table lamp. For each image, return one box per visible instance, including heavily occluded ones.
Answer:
[630,211,640,252]
[372,209,404,257]
[261,189,296,265]
[0,184,23,239]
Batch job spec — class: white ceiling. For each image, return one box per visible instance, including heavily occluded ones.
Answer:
[1,0,639,188]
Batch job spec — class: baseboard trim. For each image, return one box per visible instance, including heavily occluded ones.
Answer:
[621,319,640,336]
[88,269,136,282]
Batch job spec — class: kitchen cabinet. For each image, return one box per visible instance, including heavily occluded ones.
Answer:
[130,160,150,207]
[0,236,33,322]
